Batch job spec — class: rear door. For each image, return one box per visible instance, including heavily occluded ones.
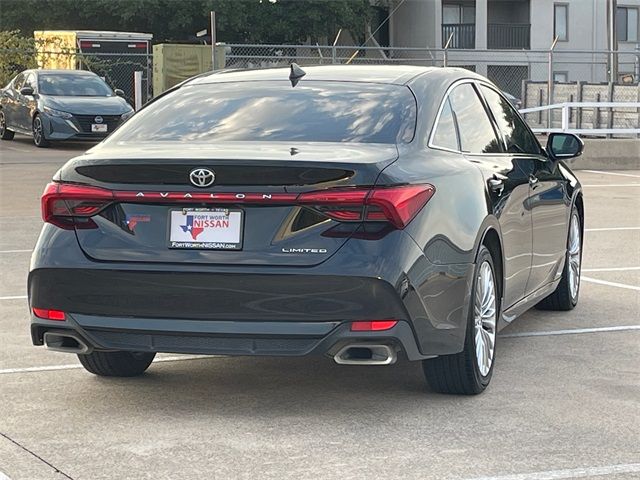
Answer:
[477,85,564,295]
[447,82,533,309]
[3,72,25,129]
[16,72,37,130]
[64,142,399,267]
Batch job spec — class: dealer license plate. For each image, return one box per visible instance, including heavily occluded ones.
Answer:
[91,124,108,133]
[169,208,243,250]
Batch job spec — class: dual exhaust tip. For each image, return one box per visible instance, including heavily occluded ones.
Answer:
[333,344,397,365]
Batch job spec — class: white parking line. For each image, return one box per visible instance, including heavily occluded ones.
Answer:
[500,325,640,338]
[0,146,31,153]
[0,355,215,375]
[583,266,640,272]
[0,249,32,254]
[582,276,640,291]
[0,471,12,480]
[585,227,640,232]
[0,295,27,301]
[582,183,640,187]
[582,170,640,178]
[465,462,640,480]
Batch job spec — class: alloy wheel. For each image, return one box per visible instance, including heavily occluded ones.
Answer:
[568,213,581,300]
[33,117,43,145]
[474,261,497,377]
[0,112,5,136]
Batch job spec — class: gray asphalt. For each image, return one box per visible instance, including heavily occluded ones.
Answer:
[1,136,639,480]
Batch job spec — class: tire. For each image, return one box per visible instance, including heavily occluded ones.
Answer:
[0,110,15,140]
[422,245,498,395]
[77,351,156,377]
[32,114,49,148]
[536,206,582,311]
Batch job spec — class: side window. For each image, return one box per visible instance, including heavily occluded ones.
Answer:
[24,73,36,89]
[13,73,25,90]
[431,98,459,151]
[448,83,501,154]
[480,85,542,155]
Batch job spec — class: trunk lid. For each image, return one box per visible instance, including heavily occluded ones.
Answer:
[61,141,398,267]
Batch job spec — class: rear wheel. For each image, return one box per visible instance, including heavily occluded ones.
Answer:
[32,114,49,148]
[77,351,156,377]
[422,245,498,395]
[0,110,15,140]
[536,206,582,311]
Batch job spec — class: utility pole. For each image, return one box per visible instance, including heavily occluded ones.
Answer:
[607,0,618,83]
[548,36,559,128]
[210,11,216,70]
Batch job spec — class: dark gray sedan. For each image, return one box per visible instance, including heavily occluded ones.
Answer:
[28,65,585,394]
[0,69,134,147]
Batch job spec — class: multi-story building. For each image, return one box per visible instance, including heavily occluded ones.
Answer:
[387,0,640,97]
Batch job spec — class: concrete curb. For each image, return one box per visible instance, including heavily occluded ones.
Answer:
[561,139,639,171]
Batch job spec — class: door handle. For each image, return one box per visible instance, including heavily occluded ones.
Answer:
[488,173,507,195]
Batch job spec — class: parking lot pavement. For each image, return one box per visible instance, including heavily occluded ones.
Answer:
[1,141,639,480]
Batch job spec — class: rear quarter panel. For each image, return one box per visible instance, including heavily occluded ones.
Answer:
[377,145,493,354]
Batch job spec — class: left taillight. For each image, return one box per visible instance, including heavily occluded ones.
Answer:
[298,184,435,229]
[41,182,114,229]
[32,308,66,321]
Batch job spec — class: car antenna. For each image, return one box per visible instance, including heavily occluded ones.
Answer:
[289,63,306,87]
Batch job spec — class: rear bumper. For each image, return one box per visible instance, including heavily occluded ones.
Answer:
[29,268,407,322]
[29,225,475,357]
[30,314,431,361]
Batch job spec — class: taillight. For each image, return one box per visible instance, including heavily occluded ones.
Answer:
[367,185,436,229]
[42,182,114,229]
[298,184,435,229]
[40,182,435,231]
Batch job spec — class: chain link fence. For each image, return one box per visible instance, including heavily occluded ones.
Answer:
[222,43,639,101]
[221,44,639,133]
[75,52,153,105]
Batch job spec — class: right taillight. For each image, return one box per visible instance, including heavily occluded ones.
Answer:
[366,185,436,229]
[41,182,114,229]
[298,184,435,229]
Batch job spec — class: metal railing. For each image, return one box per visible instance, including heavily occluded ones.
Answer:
[487,23,531,49]
[520,102,640,135]
[441,24,476,49]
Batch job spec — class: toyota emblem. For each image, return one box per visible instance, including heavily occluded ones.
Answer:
[189,168,215,188]
[94,116,104,124]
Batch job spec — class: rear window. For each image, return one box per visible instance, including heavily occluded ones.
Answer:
[107,81,416,144]
[39,74,113,97]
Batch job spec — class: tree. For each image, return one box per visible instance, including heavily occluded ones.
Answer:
[0,30,37,85]
[0,0,379,44]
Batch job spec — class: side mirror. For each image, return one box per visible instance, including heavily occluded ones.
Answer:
[546,133,584,160]
[114,89,125,97]
[20,86,34,96]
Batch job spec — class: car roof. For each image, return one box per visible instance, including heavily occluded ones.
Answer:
[187,65,445,86]
[30,69,99,76]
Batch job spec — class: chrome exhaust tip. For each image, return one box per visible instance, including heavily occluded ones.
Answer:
[43,332,92,354]
[333,344,397,365]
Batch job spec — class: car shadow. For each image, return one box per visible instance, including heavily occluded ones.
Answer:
[66,355,474,416]
[9,135,98,151]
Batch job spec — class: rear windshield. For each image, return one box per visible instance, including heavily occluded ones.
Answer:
[107,81,416,144]
[38,74,113,97]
